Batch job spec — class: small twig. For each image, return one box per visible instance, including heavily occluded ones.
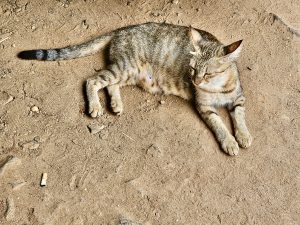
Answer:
[115,12,123,21]
[102,10,109,17]
[0,36,10,44]
[0,33,12,43]
[122,132,135,141]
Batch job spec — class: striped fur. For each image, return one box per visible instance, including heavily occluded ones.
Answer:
[18,34,113,60]
[18,22,252,155]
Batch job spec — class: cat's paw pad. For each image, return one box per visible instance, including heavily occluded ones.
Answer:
[111,99,123,115]
[235,131,252,148]
[89,102,103,118]
[221,136,239,156]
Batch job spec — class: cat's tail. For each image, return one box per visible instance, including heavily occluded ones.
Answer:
[17,34,113,61]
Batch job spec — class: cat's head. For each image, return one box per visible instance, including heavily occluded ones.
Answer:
[188,27,242,92]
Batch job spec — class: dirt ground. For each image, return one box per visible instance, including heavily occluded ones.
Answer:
[0,0,299,224]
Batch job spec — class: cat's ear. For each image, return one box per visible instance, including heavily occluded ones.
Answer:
[189,26,203,51]
[220,40,243,63]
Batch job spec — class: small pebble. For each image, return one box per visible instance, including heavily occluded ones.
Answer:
[159,100,165,105]
[151,10,163,17]
[33,136,41,142]
[31,105,39,112]
[88,124,105,134]
[82,20,89,29]
[172,0,179,4]
[21,141,39,150]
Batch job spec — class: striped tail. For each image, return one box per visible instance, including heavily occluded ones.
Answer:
[18,34,113,61]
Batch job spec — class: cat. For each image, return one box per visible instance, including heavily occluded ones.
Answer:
[18,22,252,156]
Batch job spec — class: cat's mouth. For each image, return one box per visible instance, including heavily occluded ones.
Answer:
[192,76,202,86]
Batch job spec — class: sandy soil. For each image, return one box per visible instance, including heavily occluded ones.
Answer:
[0,0,299,224]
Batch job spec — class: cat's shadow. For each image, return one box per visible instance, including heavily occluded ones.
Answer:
[82,80,235,156]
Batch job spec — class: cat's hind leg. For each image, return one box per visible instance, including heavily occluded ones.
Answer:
[107,84,123,115]
[86,66,120,117]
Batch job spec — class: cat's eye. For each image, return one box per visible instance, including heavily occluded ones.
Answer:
[204,73,211,79]
[204,72,219,79]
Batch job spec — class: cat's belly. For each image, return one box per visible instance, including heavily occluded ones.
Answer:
[137,65,192,100]
[136,65,163,94]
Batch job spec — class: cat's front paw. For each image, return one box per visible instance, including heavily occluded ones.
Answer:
[221,135,239,156]
[235,130,252,148]
[88,102,104,118]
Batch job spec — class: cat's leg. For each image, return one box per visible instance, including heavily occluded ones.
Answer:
[228,96,252,148]
[197,104,239,156]
[107,84,123,115]
[86,66,120,117]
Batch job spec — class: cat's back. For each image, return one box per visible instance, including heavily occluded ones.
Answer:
[110,22,190,51]
[109,22,220,63]
[114,22,219,43]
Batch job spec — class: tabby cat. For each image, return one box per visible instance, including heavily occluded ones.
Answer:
[18,22,252,156]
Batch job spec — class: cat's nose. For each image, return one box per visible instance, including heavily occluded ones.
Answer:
[193,76,202,85]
